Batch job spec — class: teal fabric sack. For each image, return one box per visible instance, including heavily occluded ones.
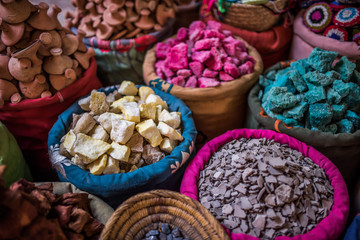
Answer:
[0,122,32,187]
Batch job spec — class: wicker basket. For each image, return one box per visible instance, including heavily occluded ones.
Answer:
[215,0,289,32]
[100,190,230,240]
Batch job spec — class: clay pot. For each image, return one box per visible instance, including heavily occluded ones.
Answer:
[14,23,33,49]
[110,29,128,40]
[49,68,77,91]
[0,0,32,24]
[49,4,62,30]
[43,48,73,75]
[83,2,98,22]
[76,29,87,52]
[0,55,12,80]
[65,10,81,28]
[135,0,152,14]
[19,74,51,99]
[96,2,106,14]
[156,3,175,26]
[78,18,96,38]
[0,40,5,52]
[71,0,87,11]
[103,0,125,8]
[60,31,78,55]
[147,0,159,12]
[0,79,21,105]
[27,2,57,31]
[124,28,141,38]
[125,1,139,22]
[0,18,25,46]
[94,18,114,40]
[103,4,127,26]
[8,41,43,82]
[135,8,154,30]
[32,30,62,57]
[73,47,95,69]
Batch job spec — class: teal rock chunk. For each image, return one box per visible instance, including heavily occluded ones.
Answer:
[337,119,354,133]
[259,75,273,88]
[351,70,360,85]
[261,101,276,118]
[295,93,306,103]
[265,70,277,80]
[290,59,311,76]
[303,71,334,87]
[332,104,347,121]
[274,72,297,94]
[325,71,341,81]
[309,103,333,127]
[258,89,264,100]
[334,56,356,82]
[305,83,326,104]
[307,48,338,73]
[327,88,342,104]
[283,102,308,121]
[332,80,350,98]
[345,110,360,129]
[288,70,307,93]
[343,82,360,108]
[275,114,298,126]
[268,87,298,113]
[323,124,338,134]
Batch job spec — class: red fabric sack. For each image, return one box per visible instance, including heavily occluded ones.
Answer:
[199,1,293,69]
[0,58,102,181]
[181,129,349,240]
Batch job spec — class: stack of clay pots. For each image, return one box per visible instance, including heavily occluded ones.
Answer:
[0,0,95,106]
[65,0,178,40]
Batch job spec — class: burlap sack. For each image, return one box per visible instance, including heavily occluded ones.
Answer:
[143,37,263,141]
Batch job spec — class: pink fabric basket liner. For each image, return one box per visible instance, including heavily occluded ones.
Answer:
[180,128,349,240]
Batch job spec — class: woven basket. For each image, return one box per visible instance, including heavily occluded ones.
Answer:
[100,190,230,240]
[215,0,289,32]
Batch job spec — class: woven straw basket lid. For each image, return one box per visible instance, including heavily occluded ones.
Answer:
[217,0,289,32]
[100,190,230,240]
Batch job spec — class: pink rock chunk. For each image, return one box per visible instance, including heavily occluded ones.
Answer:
[194,38,220,51]
[205,47,223,71]
[170,76,186,87]
[218,47,228,59]
[189,21,206,41]
[220,71,234,81]
[157,59,174,78]
[191,51,211,63]
[237,51,249,64]
[231,57,240,66]
[224,43,236,56]
[185,76,198,88]
[189,61,204,77]
[222,30,232,36]
[239,60,255,76]
[202,29,224,39]
[167,43,188,71]
[203,68,218,78]
[177,69,192,78]
[206,20,221,31]
[156,43,170,59]
[224,62,240,78]
[186,39,194,56]
[165,38,176,47]
[198,77,220,88]
[156,67,165,79]
[177,27,188,42]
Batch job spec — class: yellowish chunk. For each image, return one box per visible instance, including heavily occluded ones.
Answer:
[136,119,163,147]
[139,86,155,102]
[110,119,135,144]
[111,96,136,109]
[157,122,184,141]
[108,142,130,162]
[102,156,120,175]
[97,112,124,133]
[130,165,138,172]
[88,125,109,142]
[160,138,177,153]
[78,95,90,111]
[139,102,157,120]
[73,113,97,134]
[145,94,168,110]
[158,109,181,128]
[118,102,140,122]
[73,133,111,162]
[87,154,108,175]
[89,91,109,115]
[63,130,76,156]
[119,80,138,96]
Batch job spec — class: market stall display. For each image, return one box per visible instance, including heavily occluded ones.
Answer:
[100,189,230,240]
[143,20,262,141]
[181,128,349,239]
[0,0,102,181]
[0,165,113,240]
[48,85,197,207]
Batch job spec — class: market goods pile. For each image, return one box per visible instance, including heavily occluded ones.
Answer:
[155,20,255,88]
[60,82,183,175]
[0,0,95,105]
[198,138,334,239]
[259,48,360,133]
[66,0,178,40]
[0,166,104,240]
[142,223,190,240]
